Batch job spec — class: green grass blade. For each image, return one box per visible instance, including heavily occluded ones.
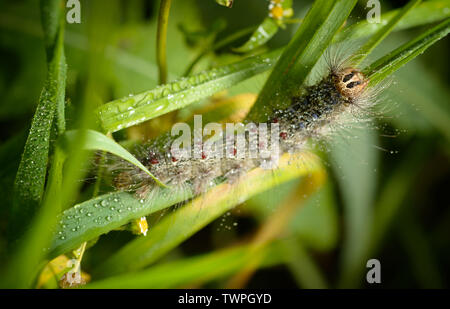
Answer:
[9,0,67,238]
[96,49,281,133]
[85,243,284,289]
[352,0,422,65]
[48,188,193,258]
[63,130,166,187]
[94,153,323,277]
[232,17,279,53]
[335,0,450,43]
[2,0,66,287]
[94,2,448,134]
[246,0,358,122]
[40,0,66,134]
[364,18,450,84]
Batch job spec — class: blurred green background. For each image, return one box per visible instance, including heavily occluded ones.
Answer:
[0,0,449,288]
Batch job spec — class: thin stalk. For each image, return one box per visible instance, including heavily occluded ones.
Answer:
[156,0,172,84]
[184,26,257,76]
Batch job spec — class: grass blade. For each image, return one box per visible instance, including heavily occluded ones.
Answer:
[364,18,450,84]
[232,17,279,53]
[2,0,66,287]
[86,243,283,289]
[96,49,281,133]
[48,188,193,258]
[246,0,358,122]
[156,0,172,84]
[64,130,166,187]
[334,0,450,43]
[94,2,448,134]
[9,0,67,238]
[94,152,323,277]
[352,0,422,65]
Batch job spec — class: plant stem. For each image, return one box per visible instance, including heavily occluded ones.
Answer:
[183,26,257,76]
[157,0,172,85]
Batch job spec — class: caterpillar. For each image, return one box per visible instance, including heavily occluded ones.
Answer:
[103,52,380,201]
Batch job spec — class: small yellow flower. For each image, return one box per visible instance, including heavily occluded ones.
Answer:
[131,216,149,236]
[270,6,284,20]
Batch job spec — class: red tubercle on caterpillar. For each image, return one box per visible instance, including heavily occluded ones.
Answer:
[280,132,287,140]
[272,118,279,123]
[150,158,159,165]
[201,152,207,160]
[171,156,178,162]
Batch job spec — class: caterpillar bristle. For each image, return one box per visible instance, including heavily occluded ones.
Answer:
[95,49,386,204]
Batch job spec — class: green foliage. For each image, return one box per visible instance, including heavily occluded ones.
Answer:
[0,0,449,289]
[10,0,67,238]
[247,0,358,121]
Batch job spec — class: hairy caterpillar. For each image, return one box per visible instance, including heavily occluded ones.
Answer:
[103,52,380,201]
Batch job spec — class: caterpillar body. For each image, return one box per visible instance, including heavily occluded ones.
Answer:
[106,55,376,200]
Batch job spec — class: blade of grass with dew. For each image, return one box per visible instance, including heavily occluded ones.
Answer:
[232,0,294,54]
[47,0,150,261]
[352,0,422,66]
[232,18,279,53]
[86,242,284,289]
[63,130,166,187]
[364,18,450,85]
[48,187,194,258]
[42,0,122,283]
[96,49,281,133]
[334,0,450,43]
[9,0,67,238]
[246,0,358,122]
[94,152,324,277]
[1,0,66,288]
[40,0,66,134]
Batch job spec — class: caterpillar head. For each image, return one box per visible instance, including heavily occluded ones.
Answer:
[333,67,369,101]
